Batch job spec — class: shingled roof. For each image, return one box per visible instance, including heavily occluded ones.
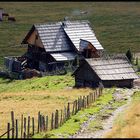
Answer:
[22,20,103,53]
[85,55,138,80]
[63,20,103,51]
[50,52,77,61]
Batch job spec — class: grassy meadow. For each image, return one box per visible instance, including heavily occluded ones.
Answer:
[0,2,140,67]
[0,2,140,138]
[0,73,94,135]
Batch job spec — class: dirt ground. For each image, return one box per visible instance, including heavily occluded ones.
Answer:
[134,78,140,88]
[134,52,140,58]
[70,86,139,138]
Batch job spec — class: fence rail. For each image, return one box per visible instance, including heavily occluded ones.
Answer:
[0,88,103,138]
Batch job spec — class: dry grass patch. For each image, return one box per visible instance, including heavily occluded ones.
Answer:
[105,92,140,138]
[0,88,93,135]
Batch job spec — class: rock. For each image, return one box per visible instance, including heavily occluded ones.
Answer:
[101,115,110,120]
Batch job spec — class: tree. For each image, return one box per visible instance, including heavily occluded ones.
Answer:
[126,48,133,63]
[136,57,139,65]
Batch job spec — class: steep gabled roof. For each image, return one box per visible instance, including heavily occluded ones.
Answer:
[85,55,139,80]
[22,22,72,52]
[21,20,103,53]
[35,22,73,52]
[63,20,103,51]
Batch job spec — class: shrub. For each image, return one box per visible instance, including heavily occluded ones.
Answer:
[126,49,133,63]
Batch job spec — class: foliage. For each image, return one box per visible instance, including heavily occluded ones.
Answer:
[137,63,140,72]
[136,57,139,65]
[126,48,133,63]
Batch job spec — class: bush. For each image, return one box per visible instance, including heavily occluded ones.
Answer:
[137,64,140,72]
[126,49,133,63]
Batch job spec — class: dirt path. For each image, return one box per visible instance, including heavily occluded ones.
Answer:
[70,88,138,138]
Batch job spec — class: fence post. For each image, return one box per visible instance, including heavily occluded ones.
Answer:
[67,103,70,119]
[82,96,84,108]
[77,98,80,111]
[42,115,45,131]
[85,96,87,108]
[60,110,63,126]
[23,117,26,138]
[90,93,92,104]
[87,95,89,107]
[55,110,59,129]
[27,116,30,138]
[64,106,67,122]
[21,114,23,138]
[7,122,10,139]
[72,101,75,115]
[39,115,42,132]
[46,116,48,131]
[16,119,18,138]
[80,96,82,110]
[51,113,54,130]
[91,93,93,102]
[94,91,96,101]
[37,111,40,133]
[96,89,98,98]
[75,100,78,114]
[11,111,14,138]
[32,117,34,136]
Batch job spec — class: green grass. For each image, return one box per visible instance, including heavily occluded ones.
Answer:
[0,72,74,93]
[32,88,115,138]
[0,2,140,67]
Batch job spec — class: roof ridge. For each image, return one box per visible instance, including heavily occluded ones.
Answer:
[34,20,90,27]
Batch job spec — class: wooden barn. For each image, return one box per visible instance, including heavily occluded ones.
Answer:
[72,54,139,88]
[20,20,104,72]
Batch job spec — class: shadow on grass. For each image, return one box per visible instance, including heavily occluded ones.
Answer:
[0,72,14,84]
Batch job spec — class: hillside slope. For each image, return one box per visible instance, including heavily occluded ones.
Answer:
[0,2,140,67]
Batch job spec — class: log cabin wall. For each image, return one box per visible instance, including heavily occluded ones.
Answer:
[73,56,138,88]
[102,79,134,88]
[27,30,44,48]
[74,62,100,87]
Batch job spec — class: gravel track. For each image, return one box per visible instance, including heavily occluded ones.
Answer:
[70,88,138,138]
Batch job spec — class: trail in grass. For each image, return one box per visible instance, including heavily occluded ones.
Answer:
[70,88,137,138]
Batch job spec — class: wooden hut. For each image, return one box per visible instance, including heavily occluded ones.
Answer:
[21,20,104,72]
[72,54,139,88]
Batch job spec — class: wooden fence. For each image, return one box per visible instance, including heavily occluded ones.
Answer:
[0,88,103,138]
